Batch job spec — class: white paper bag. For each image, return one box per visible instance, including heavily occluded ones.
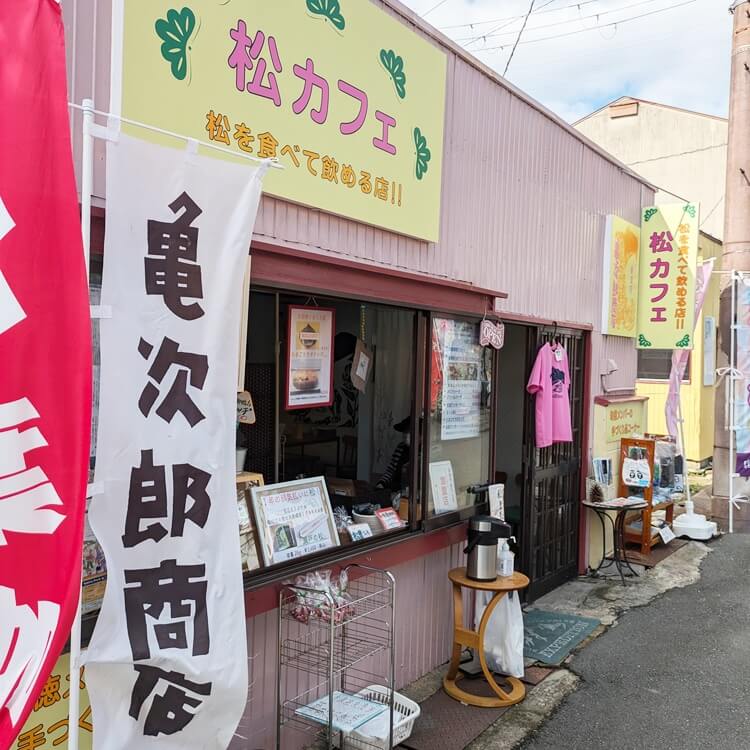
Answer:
[475,590,525,678]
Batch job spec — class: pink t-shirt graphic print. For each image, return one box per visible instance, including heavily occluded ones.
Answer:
[526,343,573,449]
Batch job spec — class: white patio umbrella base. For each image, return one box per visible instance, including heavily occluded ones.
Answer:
[673,501,718,541]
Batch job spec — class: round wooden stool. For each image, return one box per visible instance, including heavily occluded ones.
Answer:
[443,567,530,708]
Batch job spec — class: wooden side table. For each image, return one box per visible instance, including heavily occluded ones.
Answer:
[443,567,530,708]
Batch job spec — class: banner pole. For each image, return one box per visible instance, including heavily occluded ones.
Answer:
[68,96,94,750]
[730,272,737,533]
[676,387,691,506]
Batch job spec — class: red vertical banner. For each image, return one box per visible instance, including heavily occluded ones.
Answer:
[0,1,92,746]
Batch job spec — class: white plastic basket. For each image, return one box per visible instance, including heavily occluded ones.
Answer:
[336,685,420,750]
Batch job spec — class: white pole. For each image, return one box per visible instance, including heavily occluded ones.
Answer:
[730,272,737,533]
[80,98,94,274]
[68,96,94,750]
[727,272,737,534]
[676,385,691,508]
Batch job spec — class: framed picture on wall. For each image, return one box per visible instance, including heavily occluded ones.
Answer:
[285,305,336,410]
[251,477,341,566]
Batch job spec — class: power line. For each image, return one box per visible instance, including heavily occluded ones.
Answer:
[474,0,696,53]
[464,0,558,48]
[628,141,728,165]
[700,194,725,229]
[453,0,667,42]
[504,0,538,75]
[506,12,706,70]
[439,0,600,30]
[422,0,452,17]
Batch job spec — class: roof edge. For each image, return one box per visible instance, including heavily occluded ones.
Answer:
[575,96,728,125]
[699,229,723,245]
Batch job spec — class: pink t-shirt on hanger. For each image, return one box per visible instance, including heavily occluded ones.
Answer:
[526,342,573,449]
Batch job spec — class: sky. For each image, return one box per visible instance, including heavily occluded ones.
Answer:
[399,0,732,123]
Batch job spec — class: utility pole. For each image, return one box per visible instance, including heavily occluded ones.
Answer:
[715,0,750,499]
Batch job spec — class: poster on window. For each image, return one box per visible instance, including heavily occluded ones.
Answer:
[429,461,458,514]
[82,498,107,615]
[436,318,483,440]
[286,306,335,410]
[84,133,267,749]
[251,477,340,565]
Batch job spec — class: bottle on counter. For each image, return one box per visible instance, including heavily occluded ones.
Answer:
[497,536,516,577]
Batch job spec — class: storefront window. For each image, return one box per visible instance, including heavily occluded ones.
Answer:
[427,317,492,517]
[238,290,418,573]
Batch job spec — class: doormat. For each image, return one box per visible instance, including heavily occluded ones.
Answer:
[523,609,600,665]
[400,680,510,750]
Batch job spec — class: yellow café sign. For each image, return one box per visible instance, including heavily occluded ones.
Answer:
[113,1,447,242]
[636,203,699,350]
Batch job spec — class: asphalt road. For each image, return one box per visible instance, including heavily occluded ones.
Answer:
[522,534,750,750]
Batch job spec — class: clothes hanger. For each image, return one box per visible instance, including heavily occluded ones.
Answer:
[551,322,561,348]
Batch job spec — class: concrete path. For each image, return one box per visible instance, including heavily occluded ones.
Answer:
[521,533,750,749]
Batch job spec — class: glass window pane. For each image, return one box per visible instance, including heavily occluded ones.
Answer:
[637,349,690,381]
[241,291,419,572]
[427,317,492,515]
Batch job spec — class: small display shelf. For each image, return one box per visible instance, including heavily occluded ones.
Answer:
[277,565,396,750]
[618,437,675,555]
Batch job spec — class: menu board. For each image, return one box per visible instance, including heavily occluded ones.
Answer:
[286,305,335,410]
[437,318,483,440]
[236,473,264,567]
[251,477,340,565]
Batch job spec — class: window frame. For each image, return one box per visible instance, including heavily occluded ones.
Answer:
[422,311,496,532]
[636,348,692,383]
[241,285,426,586]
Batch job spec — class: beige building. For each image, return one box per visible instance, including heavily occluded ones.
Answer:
[576,98,727,465]
[575,97,727,240]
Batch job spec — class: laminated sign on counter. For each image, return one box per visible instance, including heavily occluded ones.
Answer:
[85,133,267,749]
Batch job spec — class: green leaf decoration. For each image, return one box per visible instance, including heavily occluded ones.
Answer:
[638,334,652,348]
[676,335,691,348]
[683,204,696,219]
[414,127,431,181]
[154,7,196,81]
[306,0,346,31]
[380,49,406,99]
[643,208,658,222]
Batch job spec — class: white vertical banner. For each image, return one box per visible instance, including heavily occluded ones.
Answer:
[86,133,267,749]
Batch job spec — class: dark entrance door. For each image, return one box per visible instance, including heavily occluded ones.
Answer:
[519,325,586,601]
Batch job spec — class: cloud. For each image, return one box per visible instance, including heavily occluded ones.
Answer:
[403,0,732,123]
